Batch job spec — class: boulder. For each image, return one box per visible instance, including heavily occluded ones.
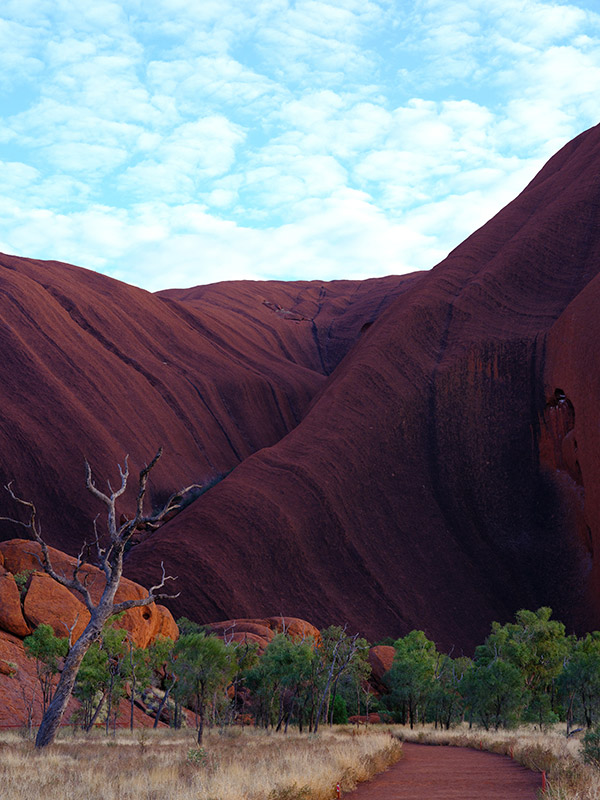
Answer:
[0,539,178,647]
[266,616,320,641]
[154,605,179,642]
[206,616,320,651]
[23,573,90,641]
[368,645,395,694]
[0,572,31,638]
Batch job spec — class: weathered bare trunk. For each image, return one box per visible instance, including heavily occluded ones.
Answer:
[3,449,183,749]
[35,625,102,748]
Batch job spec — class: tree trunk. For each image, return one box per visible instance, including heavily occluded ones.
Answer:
[106,671,115,735]
[35,626,102,748]
[197,710,204,745]
[153,678,175,729]
[85,689,108,732]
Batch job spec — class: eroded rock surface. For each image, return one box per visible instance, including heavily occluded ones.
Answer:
[126,123,600,650]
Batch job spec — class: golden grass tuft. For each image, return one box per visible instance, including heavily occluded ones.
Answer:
[0,725,402,800]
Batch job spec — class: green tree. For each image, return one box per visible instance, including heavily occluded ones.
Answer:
[559,632,600,730]
[227,637,259,725]
[463,657,525,730]
[23,624,68,715]
[247,633,314,731]
[99,624,129,734]
[1,449,196,747]
[430,654,471,730]
[72,640,109,730]
[480,607,569,727]
[148,635,177,728]
[387,630,438,728]
[127,638,152,731]
[315,626,370,731]
[173,631,232,744]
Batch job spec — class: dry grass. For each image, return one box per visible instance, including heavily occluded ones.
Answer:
[0,725,402,800]
[392,723,600,800]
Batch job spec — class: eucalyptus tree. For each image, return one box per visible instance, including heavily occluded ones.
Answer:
[23,624,68,715]
[387,630,438,728]
[173,630,233,744]
[559,632,600,730]
[480,607,569,727]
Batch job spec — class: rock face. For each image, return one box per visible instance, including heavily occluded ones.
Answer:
[0,538,178,728]
[0,257,409,557]
[2,126,600,653]
[368,646,396,694]
[0,570,31,638]
[205,616,321,651]
[124,123,600,651]
[0,539,178,649]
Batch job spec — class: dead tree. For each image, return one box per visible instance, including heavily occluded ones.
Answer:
[1,447,191,748]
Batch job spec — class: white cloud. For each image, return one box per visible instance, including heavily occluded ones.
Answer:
[1,0,599,291]
[118,116,246,199]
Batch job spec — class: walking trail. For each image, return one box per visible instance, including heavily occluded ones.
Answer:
[347,743,542,799]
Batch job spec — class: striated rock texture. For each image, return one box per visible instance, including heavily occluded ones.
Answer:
[1,126,600,653]
[0,255,409,556]
[124,123,600,651]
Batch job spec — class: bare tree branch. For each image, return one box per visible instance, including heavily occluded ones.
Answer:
[1,449,189,748]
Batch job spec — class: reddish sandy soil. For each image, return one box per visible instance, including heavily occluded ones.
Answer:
[347,743,541,799]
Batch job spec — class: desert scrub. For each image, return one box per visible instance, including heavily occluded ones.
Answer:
[393,723,600,800]
[0,725,402,800]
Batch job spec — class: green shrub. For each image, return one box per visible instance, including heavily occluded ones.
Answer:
[583,725,600,768]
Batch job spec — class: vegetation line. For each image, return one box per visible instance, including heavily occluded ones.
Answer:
[0,726,403,800]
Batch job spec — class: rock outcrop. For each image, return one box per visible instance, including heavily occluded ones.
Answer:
[0,538,178,727]
[0,539,178,648]
[368,646,395,694]
[0,257,409,557]
[125,123,600,650]
[2,125,600,653]
[205,616,321,651]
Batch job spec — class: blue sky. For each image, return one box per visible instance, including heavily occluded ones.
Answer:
[1,0,599,291]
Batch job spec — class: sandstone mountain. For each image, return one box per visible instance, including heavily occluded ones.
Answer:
[2,123,600,651]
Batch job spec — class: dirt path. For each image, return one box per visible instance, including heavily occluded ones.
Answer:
[347,743,542,799]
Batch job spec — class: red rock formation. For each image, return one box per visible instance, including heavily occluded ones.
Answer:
[23,573,90,641]
[0,539,177,649]
[368,646,395,694]
[0,539,179,728]
[0,257,408,558]
[125,123,600,651]
[2,126,600,653]
[0,571,30,638]
[205,616,320,651]
[539,270,600,626]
